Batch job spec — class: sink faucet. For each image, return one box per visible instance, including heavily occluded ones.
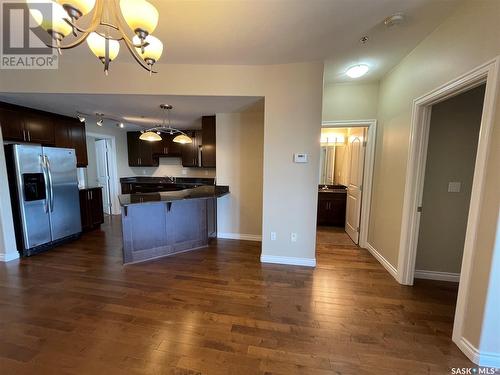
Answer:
[165,176,175,183]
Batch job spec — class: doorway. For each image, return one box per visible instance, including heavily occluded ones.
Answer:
[86,132,121,216]
[317,120,376,249]
[414,84,485,283]
[95,139,112,215]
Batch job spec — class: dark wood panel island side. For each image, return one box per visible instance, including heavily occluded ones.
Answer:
[119,185,229,264]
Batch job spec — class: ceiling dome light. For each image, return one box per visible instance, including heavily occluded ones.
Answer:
[139,131,162,142]
[346,64,369,78]
[173,134,193,144]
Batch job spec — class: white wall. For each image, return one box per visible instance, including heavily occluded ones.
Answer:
[371,0,500,356]
[0,61,324,264]
[0,128,18,261]
[216,104,264,239]
[85,135,98,185]
[322,82,379,121]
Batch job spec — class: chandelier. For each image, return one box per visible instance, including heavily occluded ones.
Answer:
[139,105,193,144]
[27,0,163,75]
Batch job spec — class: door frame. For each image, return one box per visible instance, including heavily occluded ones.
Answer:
[87,132,121,215]
[94,139,112,215]
[321,119,377,249]
[396,57,500,346]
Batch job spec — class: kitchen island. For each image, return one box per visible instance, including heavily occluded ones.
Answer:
[119,185,229,264]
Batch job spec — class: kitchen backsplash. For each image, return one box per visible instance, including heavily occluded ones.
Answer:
[130,157,216,178]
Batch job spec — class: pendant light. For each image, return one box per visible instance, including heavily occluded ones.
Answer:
[139,105,192,143]
[139,131,162,141]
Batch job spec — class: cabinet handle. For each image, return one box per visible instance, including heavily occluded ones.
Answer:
[28,131,31,142]
[23,129,26,141]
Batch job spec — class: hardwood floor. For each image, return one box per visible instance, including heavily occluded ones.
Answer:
[0,217,473,374]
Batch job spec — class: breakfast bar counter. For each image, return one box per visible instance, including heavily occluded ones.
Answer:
[118,185,229,264]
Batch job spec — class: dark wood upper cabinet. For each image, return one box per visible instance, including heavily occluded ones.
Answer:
[153,133,182,156]
[23,112,55,145]
[181,130,201,167]
[127,131,159,167]
[201,116,216,168]
[0,102,88,167]
[69,121,88,167]
[0,108,25,141]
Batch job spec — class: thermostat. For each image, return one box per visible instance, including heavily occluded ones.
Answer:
[293,153,308,163]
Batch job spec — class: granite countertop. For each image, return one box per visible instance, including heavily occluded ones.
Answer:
[79,185,103,191]
[118,185,229,207]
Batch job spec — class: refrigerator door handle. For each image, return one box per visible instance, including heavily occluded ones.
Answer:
[40,155,50,213]
[45,155,55,212]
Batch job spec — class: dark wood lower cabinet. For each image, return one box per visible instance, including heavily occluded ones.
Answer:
[317,192,347,227]
[80,187,104,231]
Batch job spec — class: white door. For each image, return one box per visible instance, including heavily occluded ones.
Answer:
[345,128,366,244]
[95,139,112,215]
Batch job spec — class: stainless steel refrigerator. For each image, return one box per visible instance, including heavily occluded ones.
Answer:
[5,144,82,256]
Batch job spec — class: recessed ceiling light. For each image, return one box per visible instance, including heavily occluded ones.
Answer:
[346,64,369,78]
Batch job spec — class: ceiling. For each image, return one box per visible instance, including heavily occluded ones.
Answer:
[60,0,460,83]
[0,93,263,130]
[0,1,461,126]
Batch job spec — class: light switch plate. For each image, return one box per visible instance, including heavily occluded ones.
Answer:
[270,232,276,241]
[293,153,308,163]
[448,181,461,193]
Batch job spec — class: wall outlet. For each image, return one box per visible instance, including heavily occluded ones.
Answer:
[270,232,277,241]
[291,232,297,242]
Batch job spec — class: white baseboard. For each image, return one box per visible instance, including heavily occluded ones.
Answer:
[260,254,316,267]
[415,270,460,282]
[364,242,398,280]
[217,232,262,241]
[0,252,20,262]
[456,336,500,368]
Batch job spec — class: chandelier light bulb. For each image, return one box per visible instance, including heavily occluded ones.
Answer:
[27,0,73,41]
[120,0,159,38]
[56,0,96,19]
[133,35,163,65]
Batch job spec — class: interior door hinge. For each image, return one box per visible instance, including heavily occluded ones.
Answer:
[417,206,423,213]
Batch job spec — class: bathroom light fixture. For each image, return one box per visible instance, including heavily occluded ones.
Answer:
[26,0,163,75]
[139,105,193,143]
[346,64,369,78]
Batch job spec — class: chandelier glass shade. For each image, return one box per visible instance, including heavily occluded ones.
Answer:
[26,0,164,75]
